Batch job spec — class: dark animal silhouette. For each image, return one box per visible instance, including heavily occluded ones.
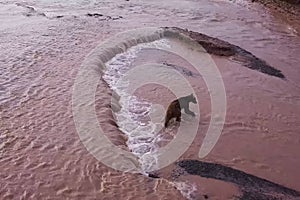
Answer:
[164,94,197,127]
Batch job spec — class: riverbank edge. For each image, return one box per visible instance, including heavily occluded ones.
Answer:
[253,0,300,16]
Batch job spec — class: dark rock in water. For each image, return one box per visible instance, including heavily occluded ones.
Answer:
[85,13,123,21]
[176,160,300,200]
[148,173,160,179]
[86,13,104,17]
[164,27,285,79]
[112,16,123,20]
[111,16,123,20]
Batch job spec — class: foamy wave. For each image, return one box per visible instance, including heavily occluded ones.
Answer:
[172,181,197,200]
[103,39,171,173]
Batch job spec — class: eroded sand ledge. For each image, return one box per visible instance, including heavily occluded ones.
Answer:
[175,160,300,199]
[164,27,285,79]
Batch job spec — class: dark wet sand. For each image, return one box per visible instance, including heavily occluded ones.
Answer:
[177,160,300,199]
[165,27,285,78]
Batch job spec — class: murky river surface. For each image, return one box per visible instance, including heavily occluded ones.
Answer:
[0,0,299,199]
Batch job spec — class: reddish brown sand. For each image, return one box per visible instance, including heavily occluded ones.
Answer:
[1,0,300,199]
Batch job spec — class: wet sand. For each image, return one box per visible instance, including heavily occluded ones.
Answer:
[1,0,300,199]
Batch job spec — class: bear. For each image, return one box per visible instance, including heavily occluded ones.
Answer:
[164,93,197,127]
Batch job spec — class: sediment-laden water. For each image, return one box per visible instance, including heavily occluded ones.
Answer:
[0,0,299,199]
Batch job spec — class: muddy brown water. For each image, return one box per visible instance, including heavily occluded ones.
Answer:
[0,0,299,199]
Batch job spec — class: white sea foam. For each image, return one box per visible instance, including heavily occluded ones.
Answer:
[103,39,171,173]
[103,37,198,200]
[172,181,197,200]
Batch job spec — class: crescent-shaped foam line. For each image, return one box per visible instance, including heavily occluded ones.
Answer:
[72,27,226,173]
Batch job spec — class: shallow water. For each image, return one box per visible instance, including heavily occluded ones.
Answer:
[0,0,300,199]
